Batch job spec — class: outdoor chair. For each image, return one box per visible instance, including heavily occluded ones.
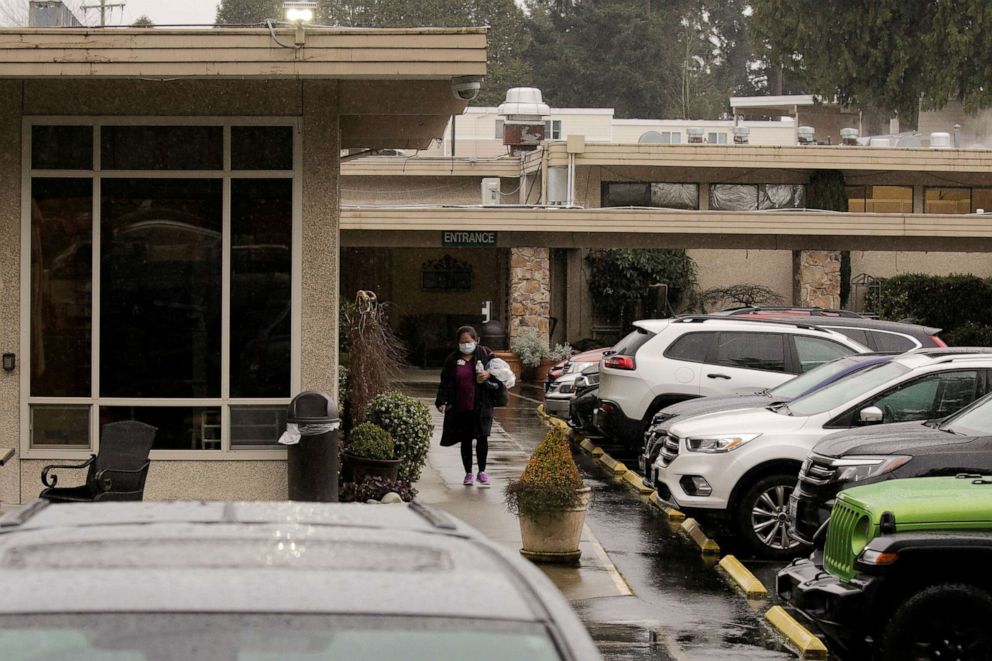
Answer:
[39,421,157,503]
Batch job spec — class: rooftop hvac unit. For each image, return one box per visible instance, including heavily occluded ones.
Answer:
[546,166,568,205]
[687,127,705,144]
[869,137,891,147]
[797,126,816,145]
[840,128,859,146]
[930,132,952,149]
[481,178,501,206]
[732,126,750,144]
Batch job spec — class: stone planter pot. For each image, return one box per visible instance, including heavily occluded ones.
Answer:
[532,358,556,384]
[493,350,522,382]
[518,487,592,564]
[342,452,401,484]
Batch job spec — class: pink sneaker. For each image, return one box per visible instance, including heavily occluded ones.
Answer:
[463,473,474,486]
[476,471,490,487]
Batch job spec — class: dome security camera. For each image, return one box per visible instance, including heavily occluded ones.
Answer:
[451,76,483,101]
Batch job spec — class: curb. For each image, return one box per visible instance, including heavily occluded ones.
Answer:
[648,493,686,521]
[621,469,655,494]
[578,438,604,456]
[680,518,721,555]
[765,606,828,659]
[717,555,769,599]
[597,452,628,476]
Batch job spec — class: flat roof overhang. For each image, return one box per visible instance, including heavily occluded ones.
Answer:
[523,143,992,174]
[340,206,992,252]
[0,27,488,149]
[342,155,520,178]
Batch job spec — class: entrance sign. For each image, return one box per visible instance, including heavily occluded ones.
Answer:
[442,230,497,247]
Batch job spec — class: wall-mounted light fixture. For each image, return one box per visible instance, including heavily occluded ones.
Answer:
[284,0,316,23]
[2,353,14,373]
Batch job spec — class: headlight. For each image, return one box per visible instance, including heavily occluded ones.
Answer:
[831,455,911,483]
[557,383,575,394]
[685,434,760,453]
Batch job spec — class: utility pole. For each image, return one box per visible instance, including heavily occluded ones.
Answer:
[80,0,126,27]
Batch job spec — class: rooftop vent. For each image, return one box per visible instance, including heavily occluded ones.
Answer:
[498,87,551,154]
[840,128,859,146]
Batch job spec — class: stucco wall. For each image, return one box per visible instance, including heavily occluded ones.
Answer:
[0,81,22,507]
[852,252,992,279]
[689,249,795,308]
[342,175,480,206]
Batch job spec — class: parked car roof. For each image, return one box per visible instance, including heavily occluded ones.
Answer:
[794,315,942,338]
[0,500,594,651]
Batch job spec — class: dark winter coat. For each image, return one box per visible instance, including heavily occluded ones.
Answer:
[435,345,497,447]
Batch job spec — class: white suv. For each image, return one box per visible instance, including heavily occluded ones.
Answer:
[593,317,869,450]
[653,349,992,558]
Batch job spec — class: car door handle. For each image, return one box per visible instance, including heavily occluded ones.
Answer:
[707,373,731,380]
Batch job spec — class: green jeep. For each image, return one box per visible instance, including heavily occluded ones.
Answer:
[777,475,992,660]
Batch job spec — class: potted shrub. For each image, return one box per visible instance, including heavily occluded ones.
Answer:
[505,426,591,564]
[512,327,555,383]
[365,391,434,482]
[342,422,400,484]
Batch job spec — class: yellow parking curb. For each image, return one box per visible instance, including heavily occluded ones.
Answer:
[718,555,768,599]
[680,518,721,555]
[649,493,686,521]
[597,452,628,476]
[622,470,655,495]
[765,606,828,659]
[578,438,603,455]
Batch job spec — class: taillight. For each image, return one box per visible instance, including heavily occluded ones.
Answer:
[930,335,947,348]
[604,355,636,370]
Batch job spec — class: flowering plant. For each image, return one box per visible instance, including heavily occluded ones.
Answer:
[365,391,434,482]
[511,327,550,367]
[504,427,584,516]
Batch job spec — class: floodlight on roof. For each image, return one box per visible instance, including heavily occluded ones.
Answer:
[284,1,316,23]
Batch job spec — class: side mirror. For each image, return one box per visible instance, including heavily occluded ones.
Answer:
[859,406,884,424]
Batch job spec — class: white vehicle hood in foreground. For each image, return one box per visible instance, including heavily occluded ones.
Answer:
[667,405,811,438]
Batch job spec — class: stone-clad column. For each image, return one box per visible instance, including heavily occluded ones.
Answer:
[794,250,841,308]
[509,247,551,340]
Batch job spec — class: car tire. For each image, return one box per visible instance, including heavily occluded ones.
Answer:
[881,583,992,661]
[733,473,808,559]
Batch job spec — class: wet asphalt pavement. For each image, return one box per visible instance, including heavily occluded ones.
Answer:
[410,378,799,660]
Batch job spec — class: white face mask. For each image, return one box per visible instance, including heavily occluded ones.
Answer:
[459,342,477,355]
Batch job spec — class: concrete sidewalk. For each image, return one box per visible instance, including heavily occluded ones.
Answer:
[414,405,632,603]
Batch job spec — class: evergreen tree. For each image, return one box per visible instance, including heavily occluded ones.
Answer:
[215,0,283,25]
[750,0,992,116]
[319,0,532,105]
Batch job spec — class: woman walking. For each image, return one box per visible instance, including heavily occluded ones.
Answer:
[436,325,499,486]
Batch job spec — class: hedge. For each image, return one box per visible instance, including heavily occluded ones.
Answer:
[869,273,992,345]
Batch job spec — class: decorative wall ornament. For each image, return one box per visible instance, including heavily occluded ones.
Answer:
[421,254,473,292]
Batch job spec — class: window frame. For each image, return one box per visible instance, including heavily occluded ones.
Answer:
[20,116,303,461]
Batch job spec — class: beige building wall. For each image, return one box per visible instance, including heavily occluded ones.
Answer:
[343,175,482,206]
[852,252,992,279]
[4,79,343,504]
[0,81,22,507]
[389,248,500,321]
[689,249,795,308]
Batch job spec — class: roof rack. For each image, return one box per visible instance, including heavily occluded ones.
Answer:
[913,347,992,361]
[0,498,49,529]
[408,500,457,531]
[722,306,863,319]
[672,315,827,332]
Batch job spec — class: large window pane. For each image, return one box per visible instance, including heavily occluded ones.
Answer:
[31,178,92,397]
[710,184,758,211]
[102,407,221,451]
[231,179,292,397]
[759,184,805,209]
[32,125,93,170]
[602,183,649,207]
[30,405,90,448]
[231,407,288,448]
[866,185,913,213]
[650,183,698,209]
[925,187,971,214]
[973,188,992,213]
[231,126,293,170]
[714,332,785,372]
[101,126,223,170]
[101,179,222,398]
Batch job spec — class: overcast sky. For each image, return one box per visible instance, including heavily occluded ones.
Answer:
[117,1,217,26]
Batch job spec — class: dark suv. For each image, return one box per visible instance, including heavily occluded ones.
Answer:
[791,390,992,544]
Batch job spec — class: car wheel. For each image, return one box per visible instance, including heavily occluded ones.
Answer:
[733,473,808,559]
[882,583,992,661]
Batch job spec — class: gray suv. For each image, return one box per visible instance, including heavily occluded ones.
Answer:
[0,500,601,661]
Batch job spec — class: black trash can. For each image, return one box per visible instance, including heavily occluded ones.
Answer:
[286,391,341,502]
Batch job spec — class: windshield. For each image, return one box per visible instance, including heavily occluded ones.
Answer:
[0,614,562,661]
[942,394,992,436]
[784,363,911,417]
[770,356,877,399]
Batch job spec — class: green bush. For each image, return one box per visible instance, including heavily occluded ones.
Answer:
[340,476,418,503]
[346,422,394,460]
[869,273,992,342]
[512,327,550,367]
[365,392,434,482]
[504,427,585,517]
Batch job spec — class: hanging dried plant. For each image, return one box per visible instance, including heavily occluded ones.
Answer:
[345,290,405,421]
